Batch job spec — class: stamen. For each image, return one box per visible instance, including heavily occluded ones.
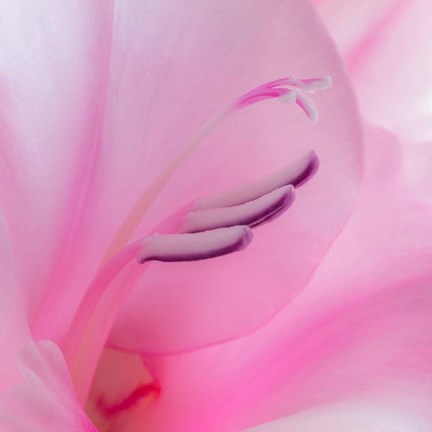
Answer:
[196,151,318,210]
[180,185,295,233]
[66,75,328,405]
[101,76,330,263]
[137,226,253,264]
[66,151,319,402]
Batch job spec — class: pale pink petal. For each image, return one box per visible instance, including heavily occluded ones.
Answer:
[316,0,432,141]
[106,126,432,431]
[108,0,362,354]
[0,341,96,431]
[245,402,430,432]
[0,1,114,335]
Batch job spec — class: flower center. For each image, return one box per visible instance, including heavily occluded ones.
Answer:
[61,76,330,428]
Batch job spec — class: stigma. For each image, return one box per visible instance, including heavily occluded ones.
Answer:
[233,76,332,122]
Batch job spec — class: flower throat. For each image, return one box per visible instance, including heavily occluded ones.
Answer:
[60,76,331,425]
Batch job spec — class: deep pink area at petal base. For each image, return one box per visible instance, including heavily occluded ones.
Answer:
[110,126,432,431]
[107,0,362,354]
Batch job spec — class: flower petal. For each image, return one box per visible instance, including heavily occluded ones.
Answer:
[0,1,115,336]
[113,126,432,430]
[245,402,431,432]
[316,0,432,141]
[109,0,362,354]
[0,341,96,431]
[0,1,362,348]
[0,214,29,391]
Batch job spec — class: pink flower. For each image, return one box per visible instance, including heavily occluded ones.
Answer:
[0,1,431,431]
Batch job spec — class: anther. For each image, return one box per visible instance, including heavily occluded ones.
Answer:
[195,151,318,210]
[180,185,295,234]
[101,76,330,263]
[137,226,253,264]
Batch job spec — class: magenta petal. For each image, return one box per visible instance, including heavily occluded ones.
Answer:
[130,126,432,431]
[109,0,362,354]
[0,341,96,431]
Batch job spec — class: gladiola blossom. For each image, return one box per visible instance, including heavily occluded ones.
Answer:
[0,1,431,431]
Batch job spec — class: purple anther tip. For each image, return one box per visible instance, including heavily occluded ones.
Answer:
[291,150,320,187]
[249,185,296,228]
[181,185,296,234]
[137,226,253,264]
[196,150,319,211]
